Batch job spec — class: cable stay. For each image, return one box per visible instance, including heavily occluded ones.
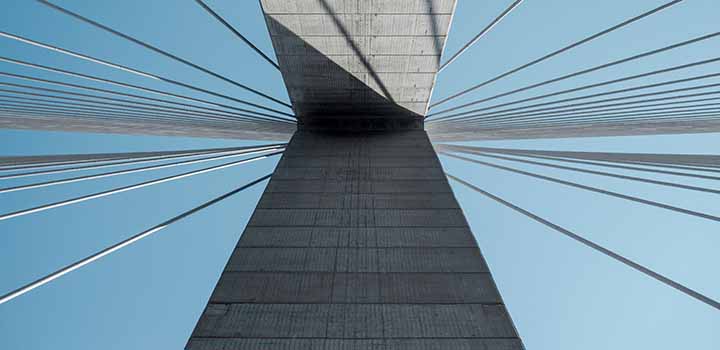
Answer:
[0,71,291,123]
[429,58,720,122]
[0,58,294,122]
[441,101,720,131]
[0,113,279,142]
[0,144,283,171]
[194,0,280,70]
[461,104,717,134]
[0,153,165,170]
[0,146,283,194]
[428,30,720,118]
[443,110,720,132]
[437,145,720,181]
[0,144,285,180]
[438,0,524,73]
[0,95,276,128]
[0,103,275,132]
[429,0,684,109]
[0,111,280,139]
[446,173,720,311]
[0,95,291,130]
[0,31,293,118]
[0,146,245,169]
[0,35,295,121]
[428,114,720,140]
[451,102,720,129]
[436,145,720,172]
[429,114,720,141]
[429,74,720,124]
[439,152,720,223]
[436,86,720,127]
[439,144,720,170]
[0,150,282,222]
[437,146,720,194]
[0,85,291,126]
[0,173,273,305]
[0,80,276,124]
[36,0,292,110]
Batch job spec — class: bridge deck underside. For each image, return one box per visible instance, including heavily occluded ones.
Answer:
[186,130,522,349]
[262,0,455,128]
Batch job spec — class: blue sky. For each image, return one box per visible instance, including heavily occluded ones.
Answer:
[1,0,719,349]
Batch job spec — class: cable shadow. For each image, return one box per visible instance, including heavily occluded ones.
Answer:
[424,0,444,57]
[317,0,395,103]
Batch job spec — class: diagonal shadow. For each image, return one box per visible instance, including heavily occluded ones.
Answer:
[317,0,395,103]
[266,16,422,130]
[424,0,443,57]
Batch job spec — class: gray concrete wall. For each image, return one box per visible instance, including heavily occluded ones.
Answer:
[261,0,456,127]
[185,130,523,349]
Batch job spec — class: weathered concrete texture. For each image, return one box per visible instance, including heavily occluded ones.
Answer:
[261,0,456,129]
[186,130,523,349]
[187,338,523,350]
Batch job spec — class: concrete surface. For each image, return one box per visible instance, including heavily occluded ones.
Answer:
[185,130,523,349]
[261,0,455,129]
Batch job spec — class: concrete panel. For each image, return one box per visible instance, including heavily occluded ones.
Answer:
[378,273,501,303]
[225,247,491,273]
[212,271,500,304]
[238,227,475,248]
[210,272,334,303]
[277,55,440,74]
[271,167,445,180]
[265,180,451,192]
[382,304,517,338]
[375,227,476,247]
[187,338,523,350]
[186,339,322,350]
[277,156,440,167]
[382,339,524,350]
[226,248,337,271]
[376,248,489,272]
[258,193,459,209]
[248,209,466,226]
[237,227,317,247]
[331,273,502,303]
[326,304,385,338]
[192,304,329,338]
[191,304,515,339]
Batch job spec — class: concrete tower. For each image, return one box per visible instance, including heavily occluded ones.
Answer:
[186,1,523,348]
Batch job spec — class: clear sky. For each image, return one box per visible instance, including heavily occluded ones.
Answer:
[1,0,719,349]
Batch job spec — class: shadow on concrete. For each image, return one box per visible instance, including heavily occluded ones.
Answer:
[424,0,444,56]
[264,17,423,131]
[317,0,395,104]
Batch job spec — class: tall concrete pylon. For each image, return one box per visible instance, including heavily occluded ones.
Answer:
[186,1,523,349]
[186,131,522,349]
